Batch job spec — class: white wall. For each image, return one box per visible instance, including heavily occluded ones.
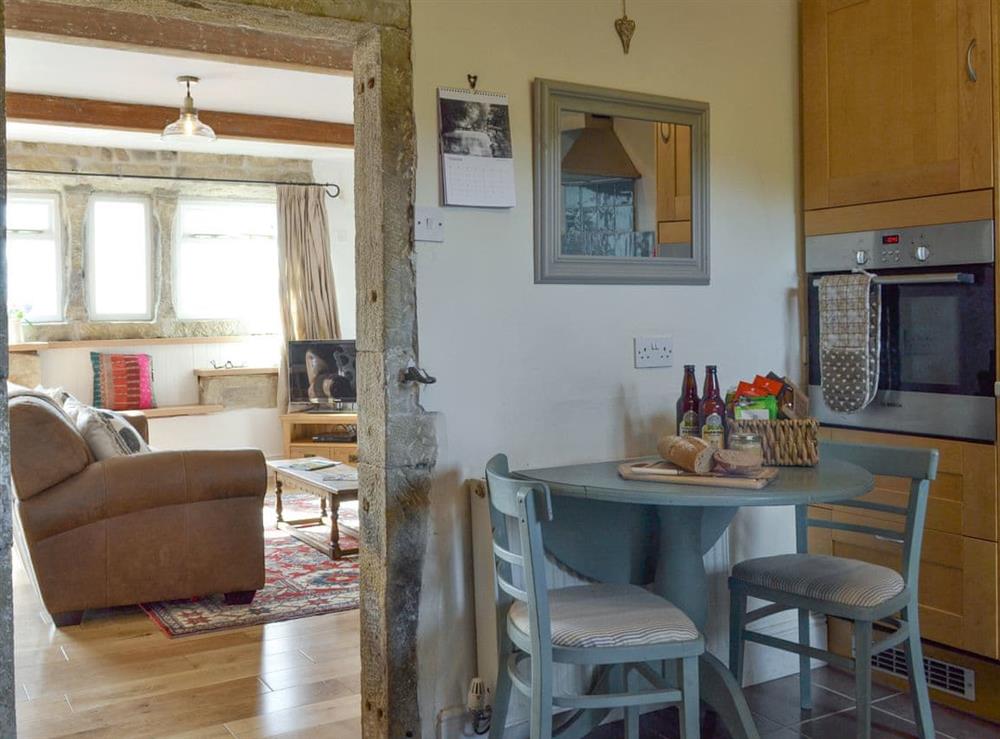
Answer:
[38,337,284,456]
[314,156,357,340]
[411,0,801,733]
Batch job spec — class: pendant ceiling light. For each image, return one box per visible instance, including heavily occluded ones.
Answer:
[161,75,216,141]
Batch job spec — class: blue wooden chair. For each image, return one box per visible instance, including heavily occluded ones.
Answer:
[728,441,939,739]
[486,454,704,739]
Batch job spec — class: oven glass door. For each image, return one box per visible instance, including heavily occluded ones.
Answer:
[808,264,995,398]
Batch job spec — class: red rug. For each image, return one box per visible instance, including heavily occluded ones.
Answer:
[142,493,360,637]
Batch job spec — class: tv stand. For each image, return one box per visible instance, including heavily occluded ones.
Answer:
[281,411,359,464]
[303,401,357,413]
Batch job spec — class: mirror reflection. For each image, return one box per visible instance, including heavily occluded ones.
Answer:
[560,112,692,259]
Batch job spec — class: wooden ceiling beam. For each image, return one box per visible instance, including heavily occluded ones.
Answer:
[6,92,354,148]
[4,0,354,74]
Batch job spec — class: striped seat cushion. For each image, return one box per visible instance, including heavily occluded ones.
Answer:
[508,583,700,649]
[732,554,904,608]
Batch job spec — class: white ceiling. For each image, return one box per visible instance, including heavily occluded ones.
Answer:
[4,36,354,160]
[5,37,354,122]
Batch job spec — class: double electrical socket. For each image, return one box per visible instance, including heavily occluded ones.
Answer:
[634,335,674,369]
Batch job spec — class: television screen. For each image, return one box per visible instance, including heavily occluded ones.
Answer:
[288,340,357,405]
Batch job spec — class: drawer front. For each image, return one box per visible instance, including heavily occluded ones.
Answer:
[327,444,359,464]
[809,506,999,658]
[819,428,996,541]
[288,444,331,459]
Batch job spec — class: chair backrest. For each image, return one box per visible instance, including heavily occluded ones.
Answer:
[485,454,554,659]
[798,441,939,589]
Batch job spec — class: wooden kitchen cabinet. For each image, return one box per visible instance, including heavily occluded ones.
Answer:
[812,427,1000,657]
[655,122,692,244]
[803,0,993,210]
[810,504,998,657]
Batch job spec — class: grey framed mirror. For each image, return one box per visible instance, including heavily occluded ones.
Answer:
[533,78,710,284]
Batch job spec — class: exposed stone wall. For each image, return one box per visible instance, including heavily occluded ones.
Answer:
[197,371,278,408]
[0,13,14,739]
[8,141,314,342]
[352,24,429,739]
[0,4,426,739]
[8,353,40,388]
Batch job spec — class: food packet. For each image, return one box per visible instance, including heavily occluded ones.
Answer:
[734,395,778,421]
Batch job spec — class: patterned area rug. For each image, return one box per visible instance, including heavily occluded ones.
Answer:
[142,493,359,637]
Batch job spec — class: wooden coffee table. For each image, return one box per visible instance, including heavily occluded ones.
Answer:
[267,459,359,560]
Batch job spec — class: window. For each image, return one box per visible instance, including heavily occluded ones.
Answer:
[6,193,62,322]
[87,196,152,320]
[174,200,279,332]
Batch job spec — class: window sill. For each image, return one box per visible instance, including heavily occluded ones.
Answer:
[142,404,224,419]
[194,367,279,378]
[9,336,255,353]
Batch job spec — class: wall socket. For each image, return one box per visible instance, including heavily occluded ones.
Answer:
[634,336,674,369]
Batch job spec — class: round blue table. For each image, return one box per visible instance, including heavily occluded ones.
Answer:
[514,456,874,739]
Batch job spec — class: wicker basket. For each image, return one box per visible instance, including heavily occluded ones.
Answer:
[728,418,819,467]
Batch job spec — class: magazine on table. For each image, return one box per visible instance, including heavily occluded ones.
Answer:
[287,458,341,472]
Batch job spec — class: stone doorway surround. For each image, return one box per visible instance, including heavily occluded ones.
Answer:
[0,2,432,738]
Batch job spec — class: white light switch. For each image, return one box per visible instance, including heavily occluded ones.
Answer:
[415,207,445,242]
[634,336,674,369]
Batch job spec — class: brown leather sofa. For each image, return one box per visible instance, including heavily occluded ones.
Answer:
[9,392,267,626]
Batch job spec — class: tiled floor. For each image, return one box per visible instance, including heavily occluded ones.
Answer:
[585,666,1000,738]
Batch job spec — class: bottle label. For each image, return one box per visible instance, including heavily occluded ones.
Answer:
[679,410,700,437]
[702,412,725,448]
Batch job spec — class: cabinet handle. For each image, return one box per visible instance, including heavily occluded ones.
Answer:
[874,533,904,545]
[967,39,978,82]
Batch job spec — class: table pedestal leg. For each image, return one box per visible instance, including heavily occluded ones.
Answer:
[328,493,341,558]
[275,478,284,523]
[654,506,760,739]
[655,507,708,627]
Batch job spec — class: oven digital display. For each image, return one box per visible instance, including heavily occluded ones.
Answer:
[882,234,900,244]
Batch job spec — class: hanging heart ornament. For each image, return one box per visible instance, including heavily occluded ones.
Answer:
[615,13,636,54]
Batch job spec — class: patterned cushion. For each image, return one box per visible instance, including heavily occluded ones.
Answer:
[75,405,151,460]
[91,352,156,410]
[508,583,700,648]
[732,554,904,608]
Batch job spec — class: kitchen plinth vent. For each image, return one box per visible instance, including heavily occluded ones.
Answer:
[863,646,975,701]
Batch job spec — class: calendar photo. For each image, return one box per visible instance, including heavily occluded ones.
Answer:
[437,87,515,208]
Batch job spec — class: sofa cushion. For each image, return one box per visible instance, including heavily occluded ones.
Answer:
[91,352,156,410]
[9,395,93,499]
[76,405,152,460]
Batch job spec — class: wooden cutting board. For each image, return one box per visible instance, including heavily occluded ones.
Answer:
[618,460,779,489]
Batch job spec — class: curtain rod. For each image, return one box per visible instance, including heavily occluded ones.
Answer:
[6,168,341,198]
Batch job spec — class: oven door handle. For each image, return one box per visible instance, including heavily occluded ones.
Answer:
[811,272,975,287]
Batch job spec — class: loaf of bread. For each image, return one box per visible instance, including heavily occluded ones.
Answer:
[713,448,765,476]
[657,435,715,474]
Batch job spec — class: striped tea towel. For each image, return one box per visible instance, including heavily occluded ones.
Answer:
[818,272,881,413]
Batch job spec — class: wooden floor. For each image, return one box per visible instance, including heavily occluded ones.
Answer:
[12,549,362,738]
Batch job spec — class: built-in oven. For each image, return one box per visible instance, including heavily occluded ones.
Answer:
[806,219,995,442]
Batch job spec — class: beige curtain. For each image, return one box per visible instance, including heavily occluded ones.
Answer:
[276,184,341,411]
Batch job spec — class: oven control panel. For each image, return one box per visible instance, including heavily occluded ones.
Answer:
[805,219,994,273]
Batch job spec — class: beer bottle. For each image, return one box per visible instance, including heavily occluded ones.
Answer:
[676,365,701,437]
[701,365,726,449]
